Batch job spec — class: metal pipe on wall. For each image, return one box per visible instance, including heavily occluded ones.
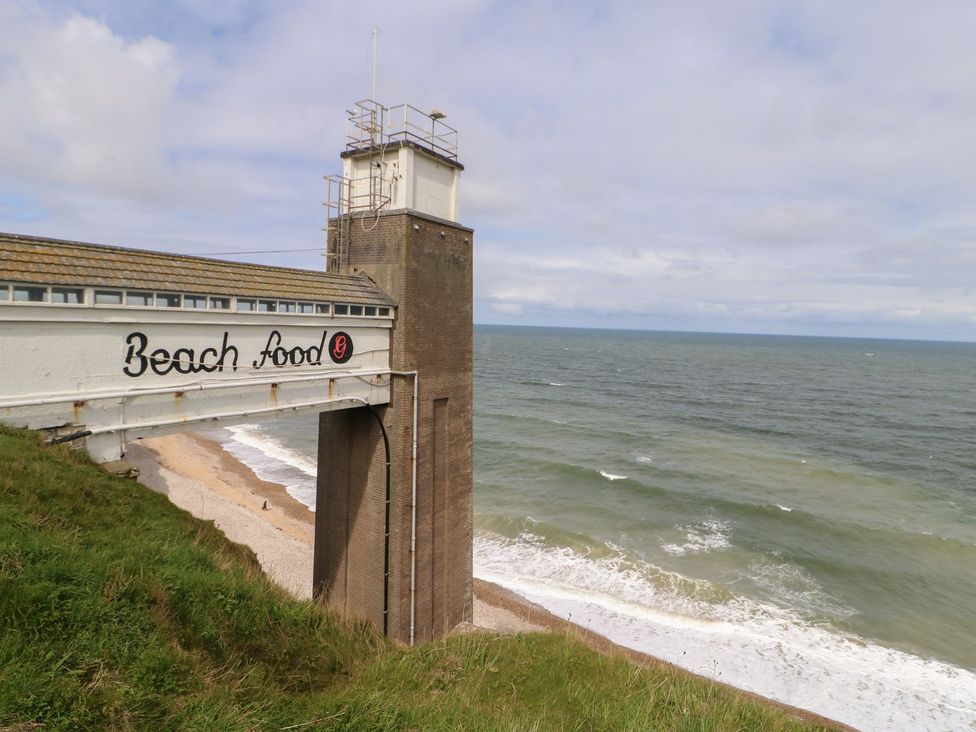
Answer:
[0,368,394,411]
[82,395,374,438]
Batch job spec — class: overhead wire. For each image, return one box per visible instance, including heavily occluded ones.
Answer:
[195,248,325,256]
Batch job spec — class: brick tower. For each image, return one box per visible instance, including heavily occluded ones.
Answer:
[313,101,472,644]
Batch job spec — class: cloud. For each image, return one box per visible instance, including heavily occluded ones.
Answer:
[0,12,178,199]
[1,1,975,340]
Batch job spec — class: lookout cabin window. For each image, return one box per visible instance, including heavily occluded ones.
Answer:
[95,290,123,305]
[0,281,391,318]
[13,285,48,303]
[126,291,154,306]
[51,287,85,304]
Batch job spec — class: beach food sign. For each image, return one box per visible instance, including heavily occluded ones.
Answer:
[121,328,355,377]
[0,307,391,462]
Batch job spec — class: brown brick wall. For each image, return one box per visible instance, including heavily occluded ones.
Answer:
[313,406,388,630]
[314,210,473,643]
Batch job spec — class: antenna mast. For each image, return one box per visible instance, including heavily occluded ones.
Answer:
[371,27,378,102]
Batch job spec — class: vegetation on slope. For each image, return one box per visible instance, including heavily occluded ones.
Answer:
[0,426,837,731]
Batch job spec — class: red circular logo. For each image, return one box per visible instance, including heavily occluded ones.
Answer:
[329,331,353,363]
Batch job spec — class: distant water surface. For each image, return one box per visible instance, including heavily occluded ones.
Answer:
[216,326,976,731]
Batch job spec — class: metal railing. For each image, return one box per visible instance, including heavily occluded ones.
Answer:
[323,175,351,273]
[327,99,457,272]
[344,99,458,162]
[345,99,386,150]
[323,172,393,272]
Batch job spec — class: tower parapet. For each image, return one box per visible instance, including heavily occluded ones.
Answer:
[325,100,463,272]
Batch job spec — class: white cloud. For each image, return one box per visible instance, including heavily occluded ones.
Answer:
[1,0,975,340]
[0,13,178,199]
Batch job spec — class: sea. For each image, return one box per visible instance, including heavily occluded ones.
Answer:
[211,325,976,732]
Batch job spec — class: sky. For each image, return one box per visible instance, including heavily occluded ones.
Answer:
[1,1,975,341]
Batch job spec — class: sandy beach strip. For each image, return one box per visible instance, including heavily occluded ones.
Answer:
[127,433,315,600]
[127,431,851,730]
[127,431,546,634]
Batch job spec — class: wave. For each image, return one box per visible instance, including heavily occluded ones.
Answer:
[473,532,976,732]
[660,519,732,556]
[481,411,643,445]
[599,470,628,482]
[210,417,976,729]
[746,555,855,619]
[221,424,318,510]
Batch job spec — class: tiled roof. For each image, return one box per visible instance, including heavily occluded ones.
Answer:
[0,233,393,305]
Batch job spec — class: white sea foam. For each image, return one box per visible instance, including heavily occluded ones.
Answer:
[222,424,318,510]
[634,454,654,464]
[747,557,855,619]
[776,504,793,512]
[599,470,628,481]
[661,519,732,556]
[474,533,976,732]
[549,382,567,387]
[214,422,976,730]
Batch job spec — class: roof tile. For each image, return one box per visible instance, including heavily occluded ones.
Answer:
[0,233,394,305]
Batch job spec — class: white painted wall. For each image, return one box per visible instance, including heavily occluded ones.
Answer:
[341,145,459,222]
[412,151,459,222]
[0,304,391,461]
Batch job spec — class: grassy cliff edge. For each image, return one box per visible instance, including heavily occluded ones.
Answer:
[0,426,839,731]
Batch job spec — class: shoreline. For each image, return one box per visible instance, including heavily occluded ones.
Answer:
[128,432,314,600]
[129,431,850,730]
[128,431,548,633]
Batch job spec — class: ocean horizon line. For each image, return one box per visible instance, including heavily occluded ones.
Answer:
[473,321,976,346]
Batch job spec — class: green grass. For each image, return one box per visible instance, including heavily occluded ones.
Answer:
[0,425,838,731]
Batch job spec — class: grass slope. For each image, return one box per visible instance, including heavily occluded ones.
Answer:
[0,426,837,731]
